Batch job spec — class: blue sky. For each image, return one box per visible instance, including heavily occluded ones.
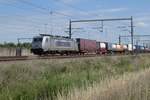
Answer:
[0,0,150,44]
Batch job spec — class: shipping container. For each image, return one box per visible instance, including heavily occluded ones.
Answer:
[76,38,97,54]
[133,45,136,50]
[128,44,133,51]
[107,43,117,51]
[128,44,136,52]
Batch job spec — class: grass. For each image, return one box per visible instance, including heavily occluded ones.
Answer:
[0,55,149,100]
[58,67,150,100]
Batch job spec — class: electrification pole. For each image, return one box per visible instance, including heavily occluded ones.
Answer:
[69,20,72,39]
[131,16,134,54]
[119,35,121,44]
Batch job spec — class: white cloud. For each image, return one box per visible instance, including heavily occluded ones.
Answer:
[56,0,79,4]
[0,6,130,42]
[0,0,17,4]
[0,0,150,43]
[135,16,150,28]
[58,7,128,20]
[102,8,128,13]
[60,0,74,3]
[136,22,149,27]
[135,17,150,21]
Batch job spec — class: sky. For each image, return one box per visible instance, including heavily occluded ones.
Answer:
[0,0,150,44]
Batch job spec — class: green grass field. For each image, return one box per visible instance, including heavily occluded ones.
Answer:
[0,55,149,100]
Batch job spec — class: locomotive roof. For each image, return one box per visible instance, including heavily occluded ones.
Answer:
[40,34,69,39]
[33,34,74,40]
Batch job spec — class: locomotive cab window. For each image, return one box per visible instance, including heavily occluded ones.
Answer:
[46,38,48,42]
[33,38,42,42]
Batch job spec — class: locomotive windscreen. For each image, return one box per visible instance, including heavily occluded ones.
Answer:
[33,37,43,42]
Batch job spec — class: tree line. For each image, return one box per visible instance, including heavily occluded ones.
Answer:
[0,42,31,49]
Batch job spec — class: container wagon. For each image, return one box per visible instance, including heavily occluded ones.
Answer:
[115,44,125,53]
[96,42,108,55]
[107,43,125,54]
[128,44,136,54]
[107,43,117,54]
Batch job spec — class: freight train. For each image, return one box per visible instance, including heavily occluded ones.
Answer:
[31,34,150,55]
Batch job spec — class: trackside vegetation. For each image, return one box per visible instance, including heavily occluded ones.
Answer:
[58,67,150,100]
[0,42,31,49]
[0,55,149,100]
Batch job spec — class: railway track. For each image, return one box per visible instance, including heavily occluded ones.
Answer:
[0,56,29,61]
[0,53,149,62]
[0,55,99,62]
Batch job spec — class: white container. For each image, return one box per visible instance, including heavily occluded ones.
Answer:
[128,44,136,51]
[141,47,145,50]
[128,44,132,51]
[123,45,128,49]
[100,43,106,48]
[133,45,136,50]
[112,44,117,49]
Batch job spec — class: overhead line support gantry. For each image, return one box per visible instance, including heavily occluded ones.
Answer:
[69,17,134,54]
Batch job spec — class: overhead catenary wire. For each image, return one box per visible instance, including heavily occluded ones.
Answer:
[0,1,49,15]
[0,15,50,26]
[0,1,53,33]
[0,16,47,34]
[0,0,75,24]
[0,0,78,30]
[0,2,52,25]
[52,0,100,18]
[18,0,76,18]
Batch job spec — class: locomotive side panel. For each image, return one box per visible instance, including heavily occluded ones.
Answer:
[31,36,79,55]
[50,38,78,51]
